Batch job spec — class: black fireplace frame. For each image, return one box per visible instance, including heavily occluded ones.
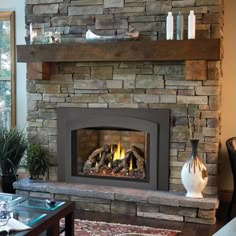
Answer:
[57,108,170,191]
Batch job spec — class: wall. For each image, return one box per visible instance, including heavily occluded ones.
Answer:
[0,0,27,129]
[220,0,236,191]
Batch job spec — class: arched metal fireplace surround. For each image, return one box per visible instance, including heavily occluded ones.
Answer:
[57,108,170,191]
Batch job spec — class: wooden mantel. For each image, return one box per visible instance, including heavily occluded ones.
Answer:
[16,39,221,80]
[17,39,221,62]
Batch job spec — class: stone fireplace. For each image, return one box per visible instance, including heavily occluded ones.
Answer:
[23,59,221,197]
[57,107,170,190]
[15,0,223,224]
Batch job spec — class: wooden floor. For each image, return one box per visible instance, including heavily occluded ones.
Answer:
[75,200,231,236]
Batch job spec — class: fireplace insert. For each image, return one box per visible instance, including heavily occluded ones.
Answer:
[57,108,170,190]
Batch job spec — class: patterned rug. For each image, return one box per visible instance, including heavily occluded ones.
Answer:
[61,219,181,236]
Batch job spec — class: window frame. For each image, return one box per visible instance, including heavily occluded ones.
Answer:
[0,11,16,128]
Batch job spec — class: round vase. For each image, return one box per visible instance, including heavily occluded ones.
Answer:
[181,139,208,198]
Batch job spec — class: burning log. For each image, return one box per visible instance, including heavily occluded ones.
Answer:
[131,146,146,178]
[82,144,146,179]
[96,148,116,171]
[83,145,109,173]
[113,150,132,174]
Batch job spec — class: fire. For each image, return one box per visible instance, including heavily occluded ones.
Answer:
[129,158,133,171]
[113,142,125,161]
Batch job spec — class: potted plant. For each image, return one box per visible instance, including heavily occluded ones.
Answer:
[0,128,28,193]
[26,142,50,180]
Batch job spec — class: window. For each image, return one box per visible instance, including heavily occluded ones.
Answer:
[0,11,16,129]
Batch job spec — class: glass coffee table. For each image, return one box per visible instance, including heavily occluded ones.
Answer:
[0,193,75,236]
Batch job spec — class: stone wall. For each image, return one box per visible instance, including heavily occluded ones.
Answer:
[25,0,223,196]
[25,0,223,41]
[27,60,221,195]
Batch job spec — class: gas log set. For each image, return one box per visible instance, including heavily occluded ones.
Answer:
[82,142,146,180]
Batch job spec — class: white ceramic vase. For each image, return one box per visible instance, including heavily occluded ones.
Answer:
[181,139,208,198]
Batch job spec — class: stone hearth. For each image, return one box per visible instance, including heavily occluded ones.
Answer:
[14,179,218,225]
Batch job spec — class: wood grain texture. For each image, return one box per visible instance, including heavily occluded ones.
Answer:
[27,62,51,80]
[17,39,221,63]
[185,60,207,80]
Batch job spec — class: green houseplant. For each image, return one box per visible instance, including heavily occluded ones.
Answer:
[26,143,50,180]
[0,128,28,193]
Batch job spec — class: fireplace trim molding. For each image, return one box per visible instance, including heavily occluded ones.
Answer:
[57,108,170,191]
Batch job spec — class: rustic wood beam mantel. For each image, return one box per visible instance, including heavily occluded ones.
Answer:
[17,39,221,80]
[17,39,221,63]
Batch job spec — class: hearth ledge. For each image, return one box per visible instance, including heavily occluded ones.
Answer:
[14,178,219,225]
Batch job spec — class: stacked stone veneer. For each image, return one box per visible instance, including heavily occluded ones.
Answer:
[27,59,222,195]
[23,0,223,223]
[25,0,223,41]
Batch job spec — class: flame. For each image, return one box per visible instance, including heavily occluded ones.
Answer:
[113,142,125,161]
[129,158,133,171]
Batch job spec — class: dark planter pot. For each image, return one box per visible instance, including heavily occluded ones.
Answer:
[1,175,17,194]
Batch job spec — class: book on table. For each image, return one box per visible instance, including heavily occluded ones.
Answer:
[0,218,31,233]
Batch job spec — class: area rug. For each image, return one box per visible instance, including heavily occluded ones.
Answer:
[61,219,181,236]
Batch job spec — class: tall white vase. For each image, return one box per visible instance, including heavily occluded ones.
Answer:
[181,139,208,198]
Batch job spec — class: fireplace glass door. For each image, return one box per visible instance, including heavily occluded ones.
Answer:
[71,128,148,182]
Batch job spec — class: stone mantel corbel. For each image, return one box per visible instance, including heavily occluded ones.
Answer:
[17,39,221,80]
